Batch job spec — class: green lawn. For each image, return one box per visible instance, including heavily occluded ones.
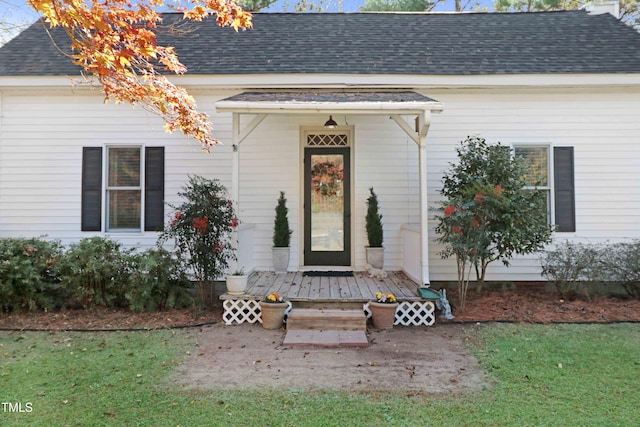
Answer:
[1,323,638,426]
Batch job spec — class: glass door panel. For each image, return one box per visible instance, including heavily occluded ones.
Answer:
[304,147,350,266]
[311,154,344,251]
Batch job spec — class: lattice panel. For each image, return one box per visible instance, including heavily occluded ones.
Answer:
[363,301,435,327]
[307,134,348,146]
[396,301,435,326]
[223,299,293,325]
[223,299,261,325]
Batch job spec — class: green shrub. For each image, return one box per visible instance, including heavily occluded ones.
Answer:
[158,176,238,308]
[57,236,135,308]
[273,191,292,247]
[541,240,640,299]
[0,237,65,312]
[600,241,640,297]
[126,248,194,312]
[365,187,383,247]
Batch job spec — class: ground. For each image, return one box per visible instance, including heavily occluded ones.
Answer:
[2,288,638,330]
[2,288,638,393]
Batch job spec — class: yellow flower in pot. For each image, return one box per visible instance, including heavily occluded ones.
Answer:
[259,293,289,330]
[369,292,398,330]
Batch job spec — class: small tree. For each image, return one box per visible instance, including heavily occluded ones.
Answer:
[273,191,292,247]
[435,136,554,307]
[366,187,384,247]
[158,176,238,307]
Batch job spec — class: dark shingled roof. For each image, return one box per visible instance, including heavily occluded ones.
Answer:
[220,91,439,103]
[2,11,640,76]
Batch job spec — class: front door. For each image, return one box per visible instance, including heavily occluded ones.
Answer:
[304,147,351,266]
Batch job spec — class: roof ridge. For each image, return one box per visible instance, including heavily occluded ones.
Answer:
[2,10,639,77]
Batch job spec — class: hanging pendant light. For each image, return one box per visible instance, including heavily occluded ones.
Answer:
[323,115,338,129]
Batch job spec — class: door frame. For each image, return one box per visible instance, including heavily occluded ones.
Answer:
[300,127,354,267]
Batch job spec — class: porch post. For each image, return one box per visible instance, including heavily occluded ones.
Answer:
[230,113,241,272]
[417,136,430,285]
[390,112,432,285]
[230,113,268,209]
[231,113,240,207]
[417,109,433,285]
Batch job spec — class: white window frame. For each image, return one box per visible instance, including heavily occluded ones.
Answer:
[104,145,145,233]
[511,143,554,225]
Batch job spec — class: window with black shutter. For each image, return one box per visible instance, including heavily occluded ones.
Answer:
[514,145,576,233]
[553,147,576,232]
[81,146,164,232]
[81,147,103,231]
[514,145,551,224]
[145,147,165,231]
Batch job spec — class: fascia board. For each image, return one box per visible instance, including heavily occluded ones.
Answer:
[215,100,444,114]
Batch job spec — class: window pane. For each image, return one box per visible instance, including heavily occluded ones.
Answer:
[310,154,344,251]
[108,190,141,229]
[515,147,548,186]
[109,148,140,187]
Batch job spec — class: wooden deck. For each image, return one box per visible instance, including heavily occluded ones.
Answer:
[220,270,423,304]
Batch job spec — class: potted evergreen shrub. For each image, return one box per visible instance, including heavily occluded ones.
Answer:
[365,187,384,269]
[272,191,292,273]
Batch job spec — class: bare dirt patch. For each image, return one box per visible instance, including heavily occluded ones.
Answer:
[170,323,490,393]
[2,288,638,393]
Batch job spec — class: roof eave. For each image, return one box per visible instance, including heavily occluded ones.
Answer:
[215,100,444,114]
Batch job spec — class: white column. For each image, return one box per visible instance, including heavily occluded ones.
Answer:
[231,113,240,208]
[390,111,433,285]
[418,137,430,285]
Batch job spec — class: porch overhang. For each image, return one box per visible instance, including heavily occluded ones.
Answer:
[215,90,443,116]
[216,90,442,286]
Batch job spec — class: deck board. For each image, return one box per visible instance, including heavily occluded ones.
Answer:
[220,270,423,302]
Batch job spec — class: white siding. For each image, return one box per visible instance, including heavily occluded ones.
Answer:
[235,114,419,271]
[424,87,640,282]
[1,85,639,282]
[0,89,236,250]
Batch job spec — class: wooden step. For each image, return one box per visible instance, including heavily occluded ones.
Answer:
[286,308,366,331]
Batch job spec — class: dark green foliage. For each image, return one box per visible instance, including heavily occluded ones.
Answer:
[0,237,64,312]
[365,187,383,247]
[237,0,278,11]
[360,0,435,11]
[126,248,194,312]
[435,136,554,307]
[158,176,237,308]
[273,191,292,247]
[57,236,134,308]
[0,236,198,313]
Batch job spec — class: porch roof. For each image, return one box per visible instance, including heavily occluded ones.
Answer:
[215,90,443,115]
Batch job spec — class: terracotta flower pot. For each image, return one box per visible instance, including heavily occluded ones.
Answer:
[369,301,398,330]
[259,301,288,330]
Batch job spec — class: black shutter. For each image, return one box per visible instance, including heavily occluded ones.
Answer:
[144,147,165,231]
[81,147,103,231]
[554,147,575,232]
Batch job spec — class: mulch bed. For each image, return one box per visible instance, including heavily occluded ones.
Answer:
[440,289,640,324]
[0,289,638,331]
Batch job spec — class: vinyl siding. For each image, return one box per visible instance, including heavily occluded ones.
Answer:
[1,85,638,282]
[425,87,640,281]
[0,90,235,250]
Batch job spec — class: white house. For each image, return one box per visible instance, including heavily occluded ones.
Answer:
[0,9,639,286]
